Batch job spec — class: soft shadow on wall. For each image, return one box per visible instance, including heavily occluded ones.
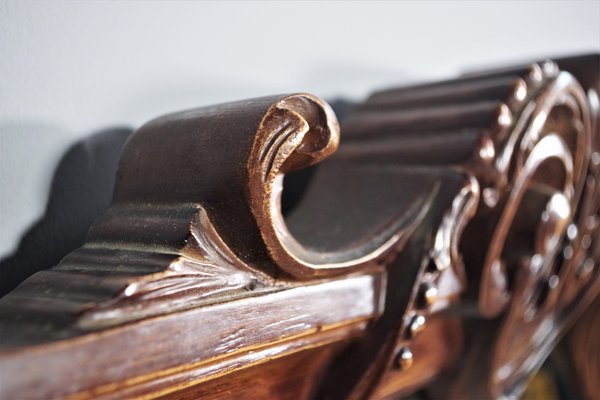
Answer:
[0,100,359,297]
[0,127,133,296]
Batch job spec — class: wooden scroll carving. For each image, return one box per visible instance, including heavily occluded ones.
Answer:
[0,54,598,400]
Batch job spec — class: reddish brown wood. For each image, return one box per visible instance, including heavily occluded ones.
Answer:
[0,54,598,400]
[158,342,347,400]
[1,275,381,398]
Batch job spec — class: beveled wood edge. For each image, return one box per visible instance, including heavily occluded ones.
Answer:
[0,273,385,399]
[0,55,598,400]
[74,322,368,400]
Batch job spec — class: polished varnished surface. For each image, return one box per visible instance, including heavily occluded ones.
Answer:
[0,54,598,400]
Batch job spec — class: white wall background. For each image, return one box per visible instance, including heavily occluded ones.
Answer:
[1,0,599,257]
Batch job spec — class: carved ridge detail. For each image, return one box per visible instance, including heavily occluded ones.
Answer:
[0,54,597,400]
[77,207,267,329]
[247,94,430,278]
[326,58,598,399]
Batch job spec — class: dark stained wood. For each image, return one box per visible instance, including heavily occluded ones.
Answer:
[1,275,382,398]
[567,294,600,400]
[372,317,463,399]
[0,54,598,400]
[157,342,347,400]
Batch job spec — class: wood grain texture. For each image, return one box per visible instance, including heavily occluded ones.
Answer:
[155,342,346,400]
[1,274,383,399]
[0,54,598,400]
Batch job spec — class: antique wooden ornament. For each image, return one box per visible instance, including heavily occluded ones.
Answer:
[0,54,598,400]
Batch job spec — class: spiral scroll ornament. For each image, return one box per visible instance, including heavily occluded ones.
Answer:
[485,66,598,398]
[337,58,598,399]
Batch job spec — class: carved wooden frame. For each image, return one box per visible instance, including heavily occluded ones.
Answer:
[1,54,598,400]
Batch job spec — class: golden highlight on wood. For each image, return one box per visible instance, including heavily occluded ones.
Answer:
[0,54,598,400]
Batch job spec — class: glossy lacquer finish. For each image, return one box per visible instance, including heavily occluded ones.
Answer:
[0,54,598,400]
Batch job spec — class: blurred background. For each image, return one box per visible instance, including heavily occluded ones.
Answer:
[1,1,598,259]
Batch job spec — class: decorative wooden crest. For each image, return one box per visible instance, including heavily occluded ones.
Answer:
[0,55,598,400]
[338,56,599,400]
